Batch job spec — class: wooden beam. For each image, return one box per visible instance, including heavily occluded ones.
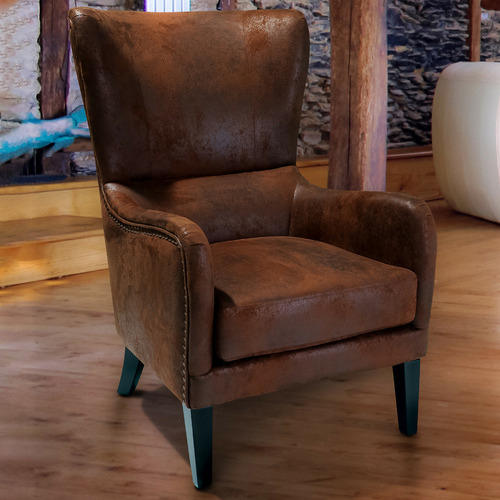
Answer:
[38,0,71,176]
[469,0,482,61]
[329,0,387,191]
[469,0,500,62]
[39,0,70,119]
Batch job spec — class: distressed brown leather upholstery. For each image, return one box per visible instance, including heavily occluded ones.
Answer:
[212,236,417,362]
[69,7,436,414]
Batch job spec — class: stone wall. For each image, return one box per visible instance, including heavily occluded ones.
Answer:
[247,1,330,157]
[242,0,500,152]
[248,0,500,152]
[387,0,467,148]
[387,1,500,148]
[192,0,330,157]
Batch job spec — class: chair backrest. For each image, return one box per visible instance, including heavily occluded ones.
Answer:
[69,8,309,185]
[468,0,500,60]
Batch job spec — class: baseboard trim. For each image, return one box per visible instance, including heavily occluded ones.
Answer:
[387,145,433,160]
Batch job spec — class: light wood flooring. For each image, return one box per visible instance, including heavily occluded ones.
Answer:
[1,200,500,499]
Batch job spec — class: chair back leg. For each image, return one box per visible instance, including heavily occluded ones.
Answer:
[392,359,420,436]
[117,347,144,396]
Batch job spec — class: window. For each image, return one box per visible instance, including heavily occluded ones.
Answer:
[145,0,191,12]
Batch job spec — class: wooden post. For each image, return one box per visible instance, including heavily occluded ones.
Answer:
[38,0,71,176]
[329,0,387,191]
[39,0,70,119]
[469,1,500,61]
[469,0,482,61]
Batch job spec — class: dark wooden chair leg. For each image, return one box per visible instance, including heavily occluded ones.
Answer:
[393,359,420,436]
[117,347,144,396]
[183,404,213,489]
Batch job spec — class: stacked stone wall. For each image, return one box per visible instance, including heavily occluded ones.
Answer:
[255,1,331,157]
[387,0,468,148]
[241,0,331,157]
[387,1,500,148]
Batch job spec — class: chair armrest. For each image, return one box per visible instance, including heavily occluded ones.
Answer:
[102,183,214,404]
[290,177,437,329]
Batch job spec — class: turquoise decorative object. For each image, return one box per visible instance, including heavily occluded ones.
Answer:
[0,106,90,164]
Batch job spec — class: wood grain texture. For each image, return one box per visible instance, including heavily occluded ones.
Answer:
[2,200,500,498]
[0,221,107,287]
[386,154,442,201]
[329,0,387,191]
[469,0,500,61]
[328,0,352,189]
[0,179,101,222]
[298,165,328,188]
[39,0,70,119]
[0,216,103,247]
[300,152,442,201]
[387,144,433,159]
[469,0,482,61]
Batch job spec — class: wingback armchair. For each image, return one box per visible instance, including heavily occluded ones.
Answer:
[69,7,436,489]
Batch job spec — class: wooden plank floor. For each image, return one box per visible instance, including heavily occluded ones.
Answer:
[1,200,500,499]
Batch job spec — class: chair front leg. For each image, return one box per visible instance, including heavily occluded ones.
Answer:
[392,359,420,436]
[183,404,213,489]
[117,347,144,396]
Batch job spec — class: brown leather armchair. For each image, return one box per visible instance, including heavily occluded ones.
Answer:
[69,7,437,489]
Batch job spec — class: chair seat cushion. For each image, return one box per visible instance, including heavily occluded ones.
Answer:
[211,236,417,362]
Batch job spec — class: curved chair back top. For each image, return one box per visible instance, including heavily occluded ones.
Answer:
[69,8,309,185]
